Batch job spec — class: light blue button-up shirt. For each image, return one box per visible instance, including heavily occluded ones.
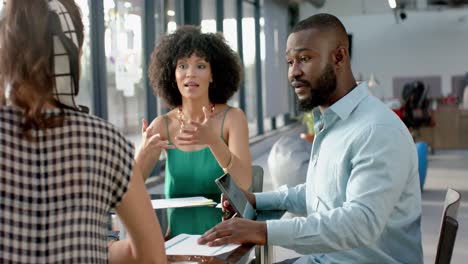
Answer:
[256,83,423,263]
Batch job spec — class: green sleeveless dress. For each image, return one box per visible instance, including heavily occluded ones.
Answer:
[164,107,231,237]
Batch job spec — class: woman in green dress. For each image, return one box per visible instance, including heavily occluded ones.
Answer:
[136,26,252,237]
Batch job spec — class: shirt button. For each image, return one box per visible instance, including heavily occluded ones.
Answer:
[318,124,324,131]
[312,155,318,166]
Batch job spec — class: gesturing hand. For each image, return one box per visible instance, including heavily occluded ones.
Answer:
[197,218,267,247]
[175,106,217,146]
[140,118,174,154]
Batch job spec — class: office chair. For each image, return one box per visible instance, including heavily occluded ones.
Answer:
[435,188,461,264]
[251,165,264,193]
[250,165,265,264]
[401,80,432,130]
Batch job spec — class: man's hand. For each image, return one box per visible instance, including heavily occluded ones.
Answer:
[197,218,267,246]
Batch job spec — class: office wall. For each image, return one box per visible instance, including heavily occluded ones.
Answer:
[299,3,468,99]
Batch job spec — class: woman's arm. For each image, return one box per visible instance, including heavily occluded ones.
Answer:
[209,108,252,190]
[108,164,167,264]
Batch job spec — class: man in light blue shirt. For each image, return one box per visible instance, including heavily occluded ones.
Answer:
[199,13,423,263]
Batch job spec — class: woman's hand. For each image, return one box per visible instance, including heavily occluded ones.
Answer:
[139,119,173,154]
[175,106,218,147]
[135,118,174,180]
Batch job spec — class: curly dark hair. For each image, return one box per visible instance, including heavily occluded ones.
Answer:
[148,25,242,107]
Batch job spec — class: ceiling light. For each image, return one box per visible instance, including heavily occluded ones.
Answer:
[388,0,397,9]
[167,10,175,17]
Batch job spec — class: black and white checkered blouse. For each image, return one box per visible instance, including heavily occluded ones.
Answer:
[0,106,134,263]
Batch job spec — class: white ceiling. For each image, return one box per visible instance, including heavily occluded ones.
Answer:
[303,0,468,17]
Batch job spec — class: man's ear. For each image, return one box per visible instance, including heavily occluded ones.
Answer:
[333,46,348,67]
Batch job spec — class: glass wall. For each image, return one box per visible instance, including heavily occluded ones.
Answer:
[75,0,93,113]
[260,16,272,132]
[103,0,146,145]
[242,1,258,136]
[67,0,294,143]
[155,0,178,116]
[223,0,240,108]
[165,0,178,34]
[201,0,216,33]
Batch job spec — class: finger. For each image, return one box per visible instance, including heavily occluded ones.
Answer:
[175,135,195,141]
[156,141,174,149]
[222,211,235,221]
[180,126,198,134]
[198,228,216,244]
[188,119,202,127]
[222,200,235,214]
[141,119,148,133]
[148,133,161,144]
[202,106,211,121]
[221,195,227,212]
[207,236,234,247]
[175,140,198,146]
[159,142,176,149]
[198,227,231,244]
[174,137,198,146]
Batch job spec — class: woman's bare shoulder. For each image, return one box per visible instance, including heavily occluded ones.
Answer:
[149,111,177,137]
[225,106,247,122]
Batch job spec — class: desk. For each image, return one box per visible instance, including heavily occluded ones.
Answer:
[150,194,253,263]
[111,194,284,263]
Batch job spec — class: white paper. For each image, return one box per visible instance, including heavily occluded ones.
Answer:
[165,234,241,256]
[151,196,217,209]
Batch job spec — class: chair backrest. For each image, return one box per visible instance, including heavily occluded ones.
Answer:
[251,165,264,193]
[435,188,461,264]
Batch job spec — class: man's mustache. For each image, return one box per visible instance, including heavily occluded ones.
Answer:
[290,79,311,88]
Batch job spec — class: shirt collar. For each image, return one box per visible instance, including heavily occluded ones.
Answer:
[328,81,369,120]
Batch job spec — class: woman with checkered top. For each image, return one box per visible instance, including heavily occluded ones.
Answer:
[0,0,166,263]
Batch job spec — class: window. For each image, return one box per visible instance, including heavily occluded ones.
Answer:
[242,1,258,136]
[75,0,93,113]
[201,0,216,33]
[103,0,145,145]
[223,0,240,109]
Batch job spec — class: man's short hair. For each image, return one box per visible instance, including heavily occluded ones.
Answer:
[292,13,348,35]
[292,13,349,50]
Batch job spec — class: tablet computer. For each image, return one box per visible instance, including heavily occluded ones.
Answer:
[215,173,256,220]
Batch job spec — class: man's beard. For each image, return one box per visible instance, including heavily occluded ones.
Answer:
[297,63,337,111]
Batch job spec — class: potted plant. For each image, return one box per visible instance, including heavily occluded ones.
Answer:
[300,111,315,143]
